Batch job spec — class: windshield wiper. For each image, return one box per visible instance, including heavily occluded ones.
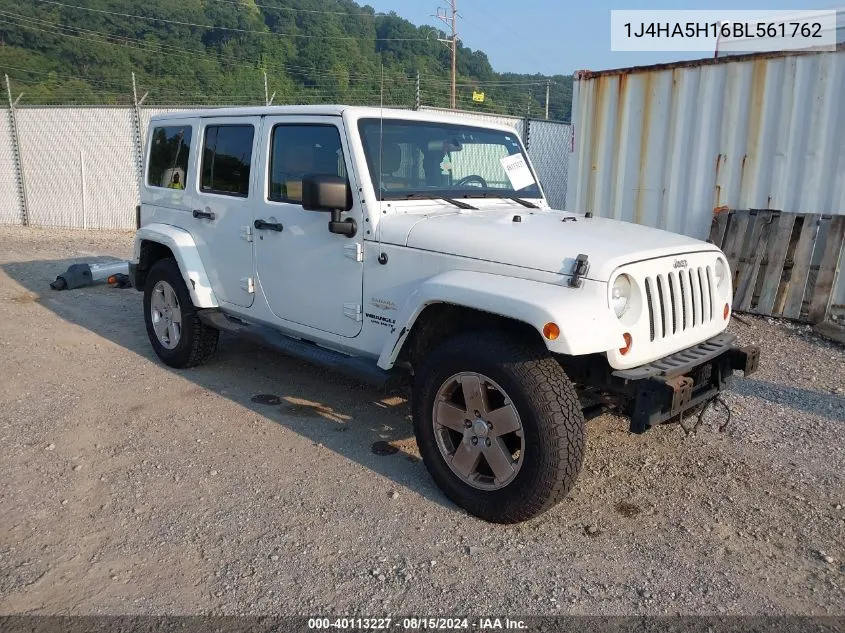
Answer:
[461,192,539,208]
[400,193,477,210]
[505,196,539,209]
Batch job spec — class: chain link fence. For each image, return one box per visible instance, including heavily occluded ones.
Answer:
[0,108,21,225]
[1,103,571,230]
[522,119,571,211]
[15,107,139,229]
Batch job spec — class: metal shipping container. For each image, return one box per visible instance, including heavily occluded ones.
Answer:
[565,46,845,239]
[565,47,845,321]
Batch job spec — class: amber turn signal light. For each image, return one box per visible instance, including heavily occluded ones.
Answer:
[619,332,633,355]
[723,303,730,320]
[542,322,560,341]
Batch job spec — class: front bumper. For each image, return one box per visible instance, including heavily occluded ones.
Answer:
[612,333,759,433]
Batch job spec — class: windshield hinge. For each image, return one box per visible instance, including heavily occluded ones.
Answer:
[343,243,363,262]
[568,254,589,288]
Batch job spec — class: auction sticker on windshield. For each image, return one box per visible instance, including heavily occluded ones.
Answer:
[500,153,535,190]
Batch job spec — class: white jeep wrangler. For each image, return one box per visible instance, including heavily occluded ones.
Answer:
[130,105,759,523]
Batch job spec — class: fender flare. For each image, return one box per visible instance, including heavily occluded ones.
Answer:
[132,224,218,308]
[376,269,622,370]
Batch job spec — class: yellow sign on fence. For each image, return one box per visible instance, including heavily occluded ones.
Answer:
[472,90,485,103]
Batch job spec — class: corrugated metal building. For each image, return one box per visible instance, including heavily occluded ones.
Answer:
[566,46,845,320]
[566,46,845,237]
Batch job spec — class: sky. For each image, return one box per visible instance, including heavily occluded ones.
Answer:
[362,0,842,75]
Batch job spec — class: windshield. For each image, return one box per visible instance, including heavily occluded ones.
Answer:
[358,118,542,201]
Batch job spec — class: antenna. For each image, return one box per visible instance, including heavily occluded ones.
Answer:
[379,63,384,203]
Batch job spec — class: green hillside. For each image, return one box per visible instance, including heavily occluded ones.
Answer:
[0,0,572,120]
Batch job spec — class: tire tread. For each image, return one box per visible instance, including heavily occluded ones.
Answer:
[413,332,585,523]
[144,258,219,369]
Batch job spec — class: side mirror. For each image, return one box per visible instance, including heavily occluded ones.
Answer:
[302,174,350,212]
[301,174,356,238]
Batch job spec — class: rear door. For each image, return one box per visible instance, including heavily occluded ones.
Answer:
[186,117,260,308]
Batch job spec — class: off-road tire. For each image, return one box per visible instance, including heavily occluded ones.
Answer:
[412,332,585,523]
[143,258,219,368]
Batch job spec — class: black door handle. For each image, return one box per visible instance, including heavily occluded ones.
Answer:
[254,219,284,232]
[192,209,215,220]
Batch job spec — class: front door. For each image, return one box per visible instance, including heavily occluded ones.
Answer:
[253,117,364,338]
[187,116,261,308]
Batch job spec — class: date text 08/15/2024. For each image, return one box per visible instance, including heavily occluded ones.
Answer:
[307,617,527,630]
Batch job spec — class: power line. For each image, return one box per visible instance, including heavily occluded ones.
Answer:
[208,0,387,18]
[0,12,418,84]
[33,0,435,42]
[1,5,547,115]
[0,62,133,90]
[420,77,552,87]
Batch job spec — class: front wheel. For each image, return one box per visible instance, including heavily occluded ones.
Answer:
[412,333,585,523]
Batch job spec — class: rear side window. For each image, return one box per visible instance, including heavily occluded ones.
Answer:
[269,124,347,204]
[201,125,255,197]
[147,125,192,190]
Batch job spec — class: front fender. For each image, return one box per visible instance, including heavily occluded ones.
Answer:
[132,224,218,308]
[376,270,622,370]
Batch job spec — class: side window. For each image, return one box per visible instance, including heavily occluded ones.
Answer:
[269,124,347,204]
[201,125,255,197]
[147,125,192,190]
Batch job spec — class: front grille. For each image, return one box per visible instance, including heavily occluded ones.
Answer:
[645,266,715,342]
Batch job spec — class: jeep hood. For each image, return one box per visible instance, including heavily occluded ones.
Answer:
[377,207,718,281]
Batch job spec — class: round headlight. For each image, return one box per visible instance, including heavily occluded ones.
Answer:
[611,274,632,318]
[714,258,729,295]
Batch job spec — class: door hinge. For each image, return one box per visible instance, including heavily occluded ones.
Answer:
[240,225,253,242]
[240,277,255,294]
[343,242,363,262]
[343,303,362,321]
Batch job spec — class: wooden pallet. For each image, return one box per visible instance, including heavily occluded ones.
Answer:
[708,210,845,323]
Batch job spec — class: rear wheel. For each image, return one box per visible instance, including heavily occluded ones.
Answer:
[412,332,585,523]
[143,258,218,368]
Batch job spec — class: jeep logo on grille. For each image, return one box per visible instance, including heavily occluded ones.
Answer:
[673,259,688,269]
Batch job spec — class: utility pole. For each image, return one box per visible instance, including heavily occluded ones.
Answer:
[436,0,458,109]
[545,79,550,120]
[415,71,421,110]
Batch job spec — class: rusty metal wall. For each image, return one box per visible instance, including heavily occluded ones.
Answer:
[566,48,845,240]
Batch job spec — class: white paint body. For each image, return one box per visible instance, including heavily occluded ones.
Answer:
[132,105,733,372]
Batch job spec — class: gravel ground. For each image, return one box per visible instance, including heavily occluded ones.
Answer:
[0,225,843,616]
